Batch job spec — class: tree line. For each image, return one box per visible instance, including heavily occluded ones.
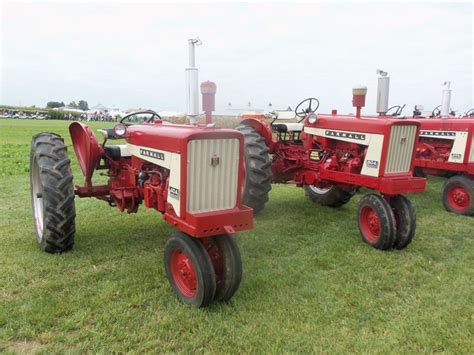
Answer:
[46,100,89,111]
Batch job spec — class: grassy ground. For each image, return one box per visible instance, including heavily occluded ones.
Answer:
[0,119,473,353]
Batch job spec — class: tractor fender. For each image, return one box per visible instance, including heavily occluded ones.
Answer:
[239,118,274,149]
[69,122,104,185]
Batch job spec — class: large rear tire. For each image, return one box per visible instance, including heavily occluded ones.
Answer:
[30,132,76,253]
[236,125,272,213]
[442,175,474,216]
[304,184,355,207]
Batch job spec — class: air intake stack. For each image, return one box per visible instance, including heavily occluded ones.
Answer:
[186,38,202,125]
[440,81,452,118]
[376,69,390,115]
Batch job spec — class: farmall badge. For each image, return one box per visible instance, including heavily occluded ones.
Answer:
[211,155,220,167]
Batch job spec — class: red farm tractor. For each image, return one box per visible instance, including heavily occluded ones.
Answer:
[411,94,474,215]
[30,111,253,307]
[372,74,474,216]
[237,91,426,251]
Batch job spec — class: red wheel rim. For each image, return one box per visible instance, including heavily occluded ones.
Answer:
[359,205,381,243]
[170,249,197,298]
[447,185,470,211]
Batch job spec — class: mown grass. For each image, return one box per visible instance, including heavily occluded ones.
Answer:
[0,119,473,353]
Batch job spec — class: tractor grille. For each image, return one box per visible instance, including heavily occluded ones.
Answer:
[186,138,240,214]
[385,125,417,174]
[469,137,474,162]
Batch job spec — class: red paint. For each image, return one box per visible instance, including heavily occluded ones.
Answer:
[170,249,197,297]
[447,185,470,212]
[359,205,381,243]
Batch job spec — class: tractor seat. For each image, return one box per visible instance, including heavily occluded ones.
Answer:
[270,111,304,133]
[104,145,132,159]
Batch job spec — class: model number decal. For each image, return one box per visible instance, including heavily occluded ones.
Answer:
[140,148,165,160]
[366,160,379,168]
[169,187,180,200]
[451,153,462,160]
[325,130,366,141]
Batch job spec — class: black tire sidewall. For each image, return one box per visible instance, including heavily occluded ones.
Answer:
[164,232,216,307]
[389,195,416,250]
[442,175,474,216]
[212,235,242,302]
[357,194,396,250]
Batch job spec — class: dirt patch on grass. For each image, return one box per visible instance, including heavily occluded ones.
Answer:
[2,340,43,354]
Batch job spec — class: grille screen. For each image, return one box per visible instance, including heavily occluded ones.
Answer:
[385,125,417,174]
[186,138,240,214]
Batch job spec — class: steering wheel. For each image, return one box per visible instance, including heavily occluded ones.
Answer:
[295,98,320,119]
[120,109,162,125]
[432,105,441,117]
[387,104,406,117]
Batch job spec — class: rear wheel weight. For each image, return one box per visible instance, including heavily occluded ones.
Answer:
[442,175,474,216]
[357,194,396,250]
[236,125,272,213]
[389,195,416,250]
[202,235,243,302]
[164,232,216,307]
[304,184,355,207]
[30,132,76,253]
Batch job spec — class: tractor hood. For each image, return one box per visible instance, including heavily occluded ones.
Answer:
[125,121,243,153]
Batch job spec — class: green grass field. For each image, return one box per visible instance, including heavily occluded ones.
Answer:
[0,119,473,353]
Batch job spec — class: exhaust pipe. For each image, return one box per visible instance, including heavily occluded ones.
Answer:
[376,69,390,116]
[440,81,452,118]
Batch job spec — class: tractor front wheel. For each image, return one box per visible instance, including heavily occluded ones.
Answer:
[236,125,272,213]
[304,184,356,207]
[442,175,474,216]
[357,194,396,250]
[389,195,416,250]
[30,132,76,253]
[202,235,243,302]
[164,232,216,307]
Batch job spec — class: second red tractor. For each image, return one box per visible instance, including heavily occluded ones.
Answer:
[238,92,426,251]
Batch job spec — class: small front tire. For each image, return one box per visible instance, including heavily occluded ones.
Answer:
[164,232,216,307]
[389,195,416,250]
[442,175,474,216]
[357,194,396,250]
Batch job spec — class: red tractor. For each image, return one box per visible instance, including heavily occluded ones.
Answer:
[412,98,474,215]
[237,90,426,251]
[372,74,474,216]
[30,111,253,307]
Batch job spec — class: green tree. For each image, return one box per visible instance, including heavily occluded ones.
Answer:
[78,100,89,111]
[68,101,78,109]
[46,101,64,109]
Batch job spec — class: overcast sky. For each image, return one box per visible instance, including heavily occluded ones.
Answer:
[1,1,473,115]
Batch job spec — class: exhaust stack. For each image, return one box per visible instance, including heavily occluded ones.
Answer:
[440,81,452,118]
[376,69,390,115]
[186,38,202,125]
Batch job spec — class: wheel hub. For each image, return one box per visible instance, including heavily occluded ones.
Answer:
[360,206,381,242]
[448,186,470,210]
[170,250,197,297]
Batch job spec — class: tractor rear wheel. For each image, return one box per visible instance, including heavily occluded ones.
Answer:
[202,235,243,302]
[357,194,396,250]
[30,132,76,253]
[304,184,356,207]
[235,125,272,213]
[164,232,216,307]
[442,175,474,216]
[389,195,416,250]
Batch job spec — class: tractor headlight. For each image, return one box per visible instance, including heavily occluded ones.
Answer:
[114,123,127,137]
[307,114,318,124]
